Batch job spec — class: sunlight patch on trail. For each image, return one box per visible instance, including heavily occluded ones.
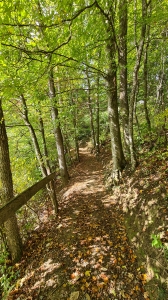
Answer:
[62,177,104,200]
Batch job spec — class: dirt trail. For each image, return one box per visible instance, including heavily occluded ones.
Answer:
[10,148,147,300]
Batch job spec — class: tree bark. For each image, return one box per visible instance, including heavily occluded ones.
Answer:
[70,92,80,162]
[20,94,47,177]
[38,109,58,212]
[48,69,69,185]
[95,1,126,182]
[143,23,151,132]
[18,99,58,210]
[86,68,96,149]
[95,74,100,155]
[106,38,126,183]
[106,66,126,182]
[118,0,129,155]
[129,0,147,170]
[38,109,52,174]
[0,99,22,263]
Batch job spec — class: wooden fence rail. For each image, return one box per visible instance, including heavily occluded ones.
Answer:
[0,172,57,226]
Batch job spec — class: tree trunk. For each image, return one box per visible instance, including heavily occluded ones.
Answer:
[20,94,47,177]
[106,67,126,183]
[129,0,147,170]
[86,68,96,149]
[134,94,142,140]
[0,99,22,263]
[106,37,126,183]
[95,74,100,156]
[143,24,151,132]
[95,1,126,182]
[156,49,167,146]
[19,96,58,211]
[70,92,80,162]
[118,0,129,155]
[156,68,165,110]
[38,109,52,174]
[48,69,69,185]
[38,109,58,213]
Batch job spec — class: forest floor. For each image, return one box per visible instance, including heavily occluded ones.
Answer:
[7,144,168,300]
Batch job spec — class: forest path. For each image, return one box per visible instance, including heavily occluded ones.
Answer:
[10,147,147,300]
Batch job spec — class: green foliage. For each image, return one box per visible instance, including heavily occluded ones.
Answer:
[78,116,91,141]
[157,283,168,300]
[9,134,42,193]
[151,234,168,262]
[154,108,168,128]
[0,247,18,300]
[0,0,168,270]
[151,234,163,248]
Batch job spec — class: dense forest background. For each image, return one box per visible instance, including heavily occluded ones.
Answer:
[0,0,168,298]
[0,0,167,191]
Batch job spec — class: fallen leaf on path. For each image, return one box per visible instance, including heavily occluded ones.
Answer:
[85,270,91,277]
[100,273,109,282]
[70,271,80,281]
[85,293,91,300]
[144,291,150,299]
[70,291,80,300]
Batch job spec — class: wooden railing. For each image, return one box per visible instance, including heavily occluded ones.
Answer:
[0,172,58,226]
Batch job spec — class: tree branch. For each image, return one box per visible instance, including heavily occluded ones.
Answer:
[94,0,119,53]
[1,2,96,28]
[2,21,72,56]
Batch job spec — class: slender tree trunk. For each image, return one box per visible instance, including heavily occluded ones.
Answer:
[70,92,80,162]
[35,2,68,185]
[38,110,52,174]
[95,51,102,156]
[48,69,69,185]
[156,50,167,146]
[0,99,22,263]
[86,68,96,149]
[38,110,58,213]
[95,1,126,182]
[156,66,165,109]
[73,108,80,162]
[95,74,100,155]
[134,95,141,140]
[143,25,151,132]
[20,95,47,177]
[106,38,126,183]
[19,97,58,212]
[118,0,129,155]
[129,0,147,170]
